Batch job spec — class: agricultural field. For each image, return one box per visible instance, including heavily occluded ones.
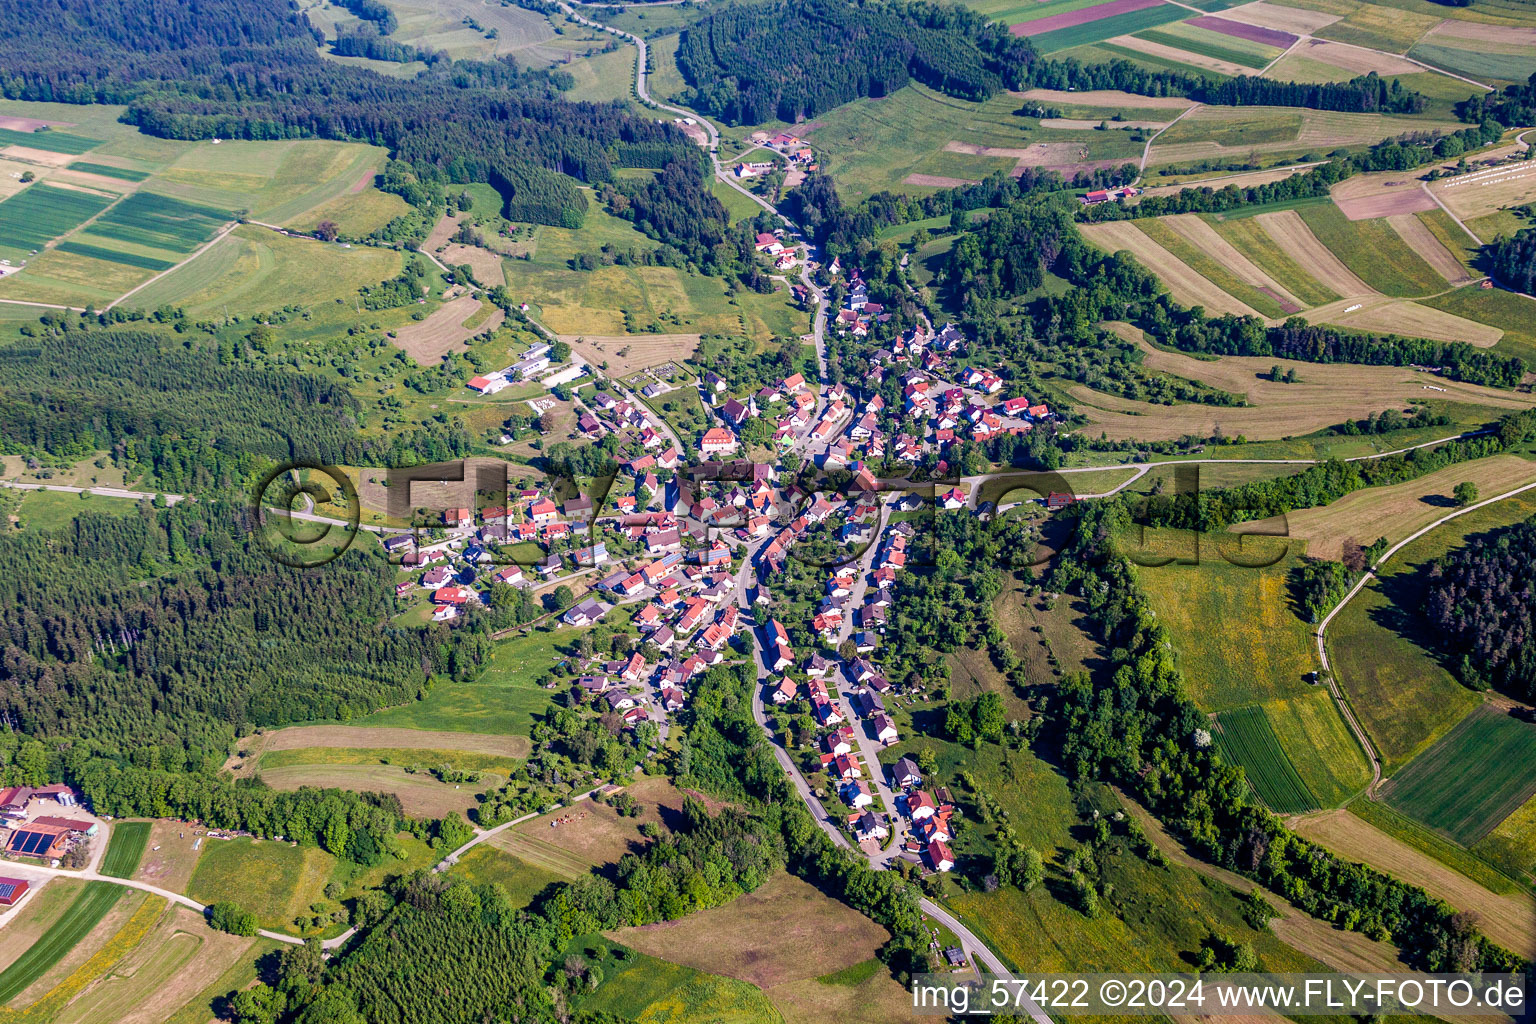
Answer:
[1027,3,1192,54]
[1431,160,1536,223]
[1148,107,1465,169]
[99,822,151,879]
[392,292,503,366]
[1476,792,1536,888]
[186,837,334,934]
[0,184,116,263]
[1128,529,1372,806]
[1212,705,1318,813]
[1325,490,1536,771]
[304,0,607,68]
[0,882,125,1004]
[1239,454,1536,561]
[259,763,497,818]
[131,225,404,317]
[502,777,715,873]
[1380,704,1536,846]
[132,820,209,895]
[1292,806,1536,958]
[3,890,164,1020]
[0,881,85,976]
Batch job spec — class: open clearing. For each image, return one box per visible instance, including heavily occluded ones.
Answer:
[1292,807,1536,958]
[392,293,502,366]
[1380,704,1536,846]
[187,837,332,933]
[1016,87,1197,109]
[133,819,207,894]
[1079,220,1260,316]
[1237,454,1536,560]
[607,871,889,990]
[259,763,493,818]
[561,332,701,376]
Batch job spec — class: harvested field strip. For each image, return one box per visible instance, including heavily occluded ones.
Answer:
[1078,220,1260,316]
[1030,4,1189,52]
[251,724,530,758]
[100,821,152,879]
[1384,213,1469,285]
[1015,88,1197,109]
[17,892,163,1021]
[66,161,148,182]
[1322,297,1503,348]
[488,830,593,880]
[0,882,124,1003]
[1432,162,1536,222]
[1350,797,1527,898]
[1292,807,1536,958]
[1255,209,1375,298]
[54,241,176,272]
[258,764,488,818]
[0,185,115,256]
[1163,213,1305,310]
[52,924,202,1024]
[1408,44,1536,84]
[392,294,503,366]
[1011,0,1162,36]
[1297,203,1446,297]
[1477,792,1536,888]
[1136,217,1288,315]
[1381,704,1536,846]
[1210,215,1338,307]
[1213,705,1319,813]
[0,128,100,154]
[1263,691,1372,808]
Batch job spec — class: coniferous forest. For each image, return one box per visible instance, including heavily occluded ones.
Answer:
[1424,516,1536,700]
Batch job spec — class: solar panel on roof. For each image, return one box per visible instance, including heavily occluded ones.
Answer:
[12,830,51,855]
[0,881,20,901]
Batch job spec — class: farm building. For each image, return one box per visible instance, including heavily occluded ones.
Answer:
[0,878,28,906]
[1080,186,1141,206]
[7,823,68,859]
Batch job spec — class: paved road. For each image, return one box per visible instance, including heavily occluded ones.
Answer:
[1314,478,1536,794]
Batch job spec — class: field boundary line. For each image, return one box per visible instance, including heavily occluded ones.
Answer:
[1316,478,1536,795]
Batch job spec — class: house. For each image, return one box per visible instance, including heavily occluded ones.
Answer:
[645,528,683,554]
[577,675,611,694]
[0,878,29,906]
[529,498,560,525]
[432,586,471,605]
[444,507,473,528]
[812,698,845,726]
[466,374,508,394]
[853,690,885,718]
[721,397,750,426]
[771,643,795,672]
[1047,491,1075,510]
[563,598,610,627]
[432,604,459,621]
[806,653,832,677]
[382,534,414,554]
[605,690,637,712]
[891,756,923,789]
[537,553,564,577]
[772,677,797,704]
[832,753,863,781]
[842,780,873,809]
[850,811,888,842]
[924,840,956,873]
[822,726,854,755]
[872,714,899,746]
[699,427,738,456]
[915,809,953,844]
[576,543,608,567]
[938,488,966,510]
[659,686,686,711]
[907,790,938,820]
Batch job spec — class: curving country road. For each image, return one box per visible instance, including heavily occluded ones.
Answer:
[1314,478,1536,794]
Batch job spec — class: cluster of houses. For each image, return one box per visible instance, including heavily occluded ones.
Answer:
[586,389,683,469]
[753,229,800,271]
[749,130,815,166]
[0,784,92,863]
[890,758,958,874]
[1080,185,1142,206]
[466,342,587,396]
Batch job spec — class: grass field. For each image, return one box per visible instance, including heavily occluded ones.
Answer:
[1349,796,1528,896]
[0,882,124,1004]
[583,948,784,1024]
[0,881,83,975]
[0,128,101,153]
[80,191,228,253]
[1408,43,1536,83]
[0,184,116,261]
[1476,791,1536,888]
[1213,705,1319,812]
[1239,454,1536,561]
[66,161,148,182]
[1208,213,1340,307]
[159,936,277,1024]
[1325,490,1536,770]
[1424,284,1536,372]
[451,844,569,909]
[504,777,708,871]
[132,225,401,316]
[55,239,175,271]
[1293,806,1536,958]
[258,745,519,775]
[186,838,334,934]
[1079,219,1261,316]
[351,629,575,737]
[1133,22,1281,69]
[260,763,494,818]
[1295,202,1447,297]
[607,872,889,990]
[99,821,151,879]
[14,489,139,531]
[1380,704,1536,845]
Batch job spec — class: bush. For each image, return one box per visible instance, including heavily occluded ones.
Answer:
[208,900,259,936]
